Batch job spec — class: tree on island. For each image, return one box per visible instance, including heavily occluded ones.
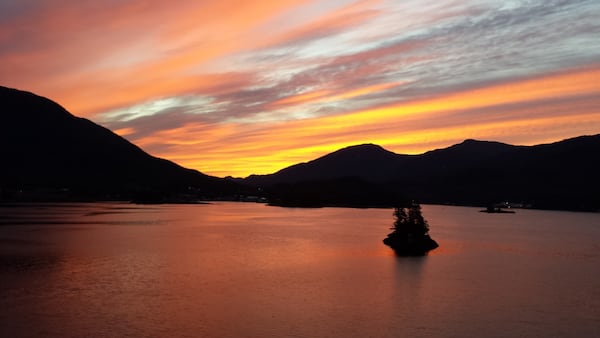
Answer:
[383,203,439,255]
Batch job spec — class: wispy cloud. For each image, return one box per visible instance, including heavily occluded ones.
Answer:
[133,65,600,176]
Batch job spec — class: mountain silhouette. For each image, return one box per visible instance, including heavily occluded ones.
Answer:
[3,86,598,209]
[246,143,404,185]
[245,136,600,211]
[0,86,240,201]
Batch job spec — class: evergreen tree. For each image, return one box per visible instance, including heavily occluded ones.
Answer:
[391,204,429,236]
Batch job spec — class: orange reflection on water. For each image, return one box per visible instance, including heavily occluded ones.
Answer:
[3,203,599,337]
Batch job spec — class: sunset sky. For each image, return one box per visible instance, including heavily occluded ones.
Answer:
[2,0,600,177]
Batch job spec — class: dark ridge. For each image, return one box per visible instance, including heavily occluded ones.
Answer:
[243,134,600,211]
[0,86,244,201]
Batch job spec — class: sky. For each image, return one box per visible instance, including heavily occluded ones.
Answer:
[2,0,600,177]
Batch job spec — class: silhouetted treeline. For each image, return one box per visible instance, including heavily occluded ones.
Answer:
[266,177,408,208]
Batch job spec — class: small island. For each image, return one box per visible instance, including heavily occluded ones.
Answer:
[383,204,439,256]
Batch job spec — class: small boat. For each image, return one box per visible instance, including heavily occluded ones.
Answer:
[480,205,515,213]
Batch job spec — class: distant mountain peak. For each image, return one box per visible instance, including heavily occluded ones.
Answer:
[343,143,385,150]
[433,138,513,154]
[328,143,395,156]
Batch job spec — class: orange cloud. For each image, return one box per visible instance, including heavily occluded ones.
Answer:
[272,89,332,106]
[333,65,600,127]
[1,0,310,117]
[263,0,384,47]
[113,127,136,137]
[270,82,402,108]
[131,66,600,177]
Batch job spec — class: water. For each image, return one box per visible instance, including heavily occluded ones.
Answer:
[0,202,599,337]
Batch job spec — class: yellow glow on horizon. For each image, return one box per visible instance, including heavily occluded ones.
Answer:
[183,112,600,178]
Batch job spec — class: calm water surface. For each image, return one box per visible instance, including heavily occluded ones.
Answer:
[0,202,599,337]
